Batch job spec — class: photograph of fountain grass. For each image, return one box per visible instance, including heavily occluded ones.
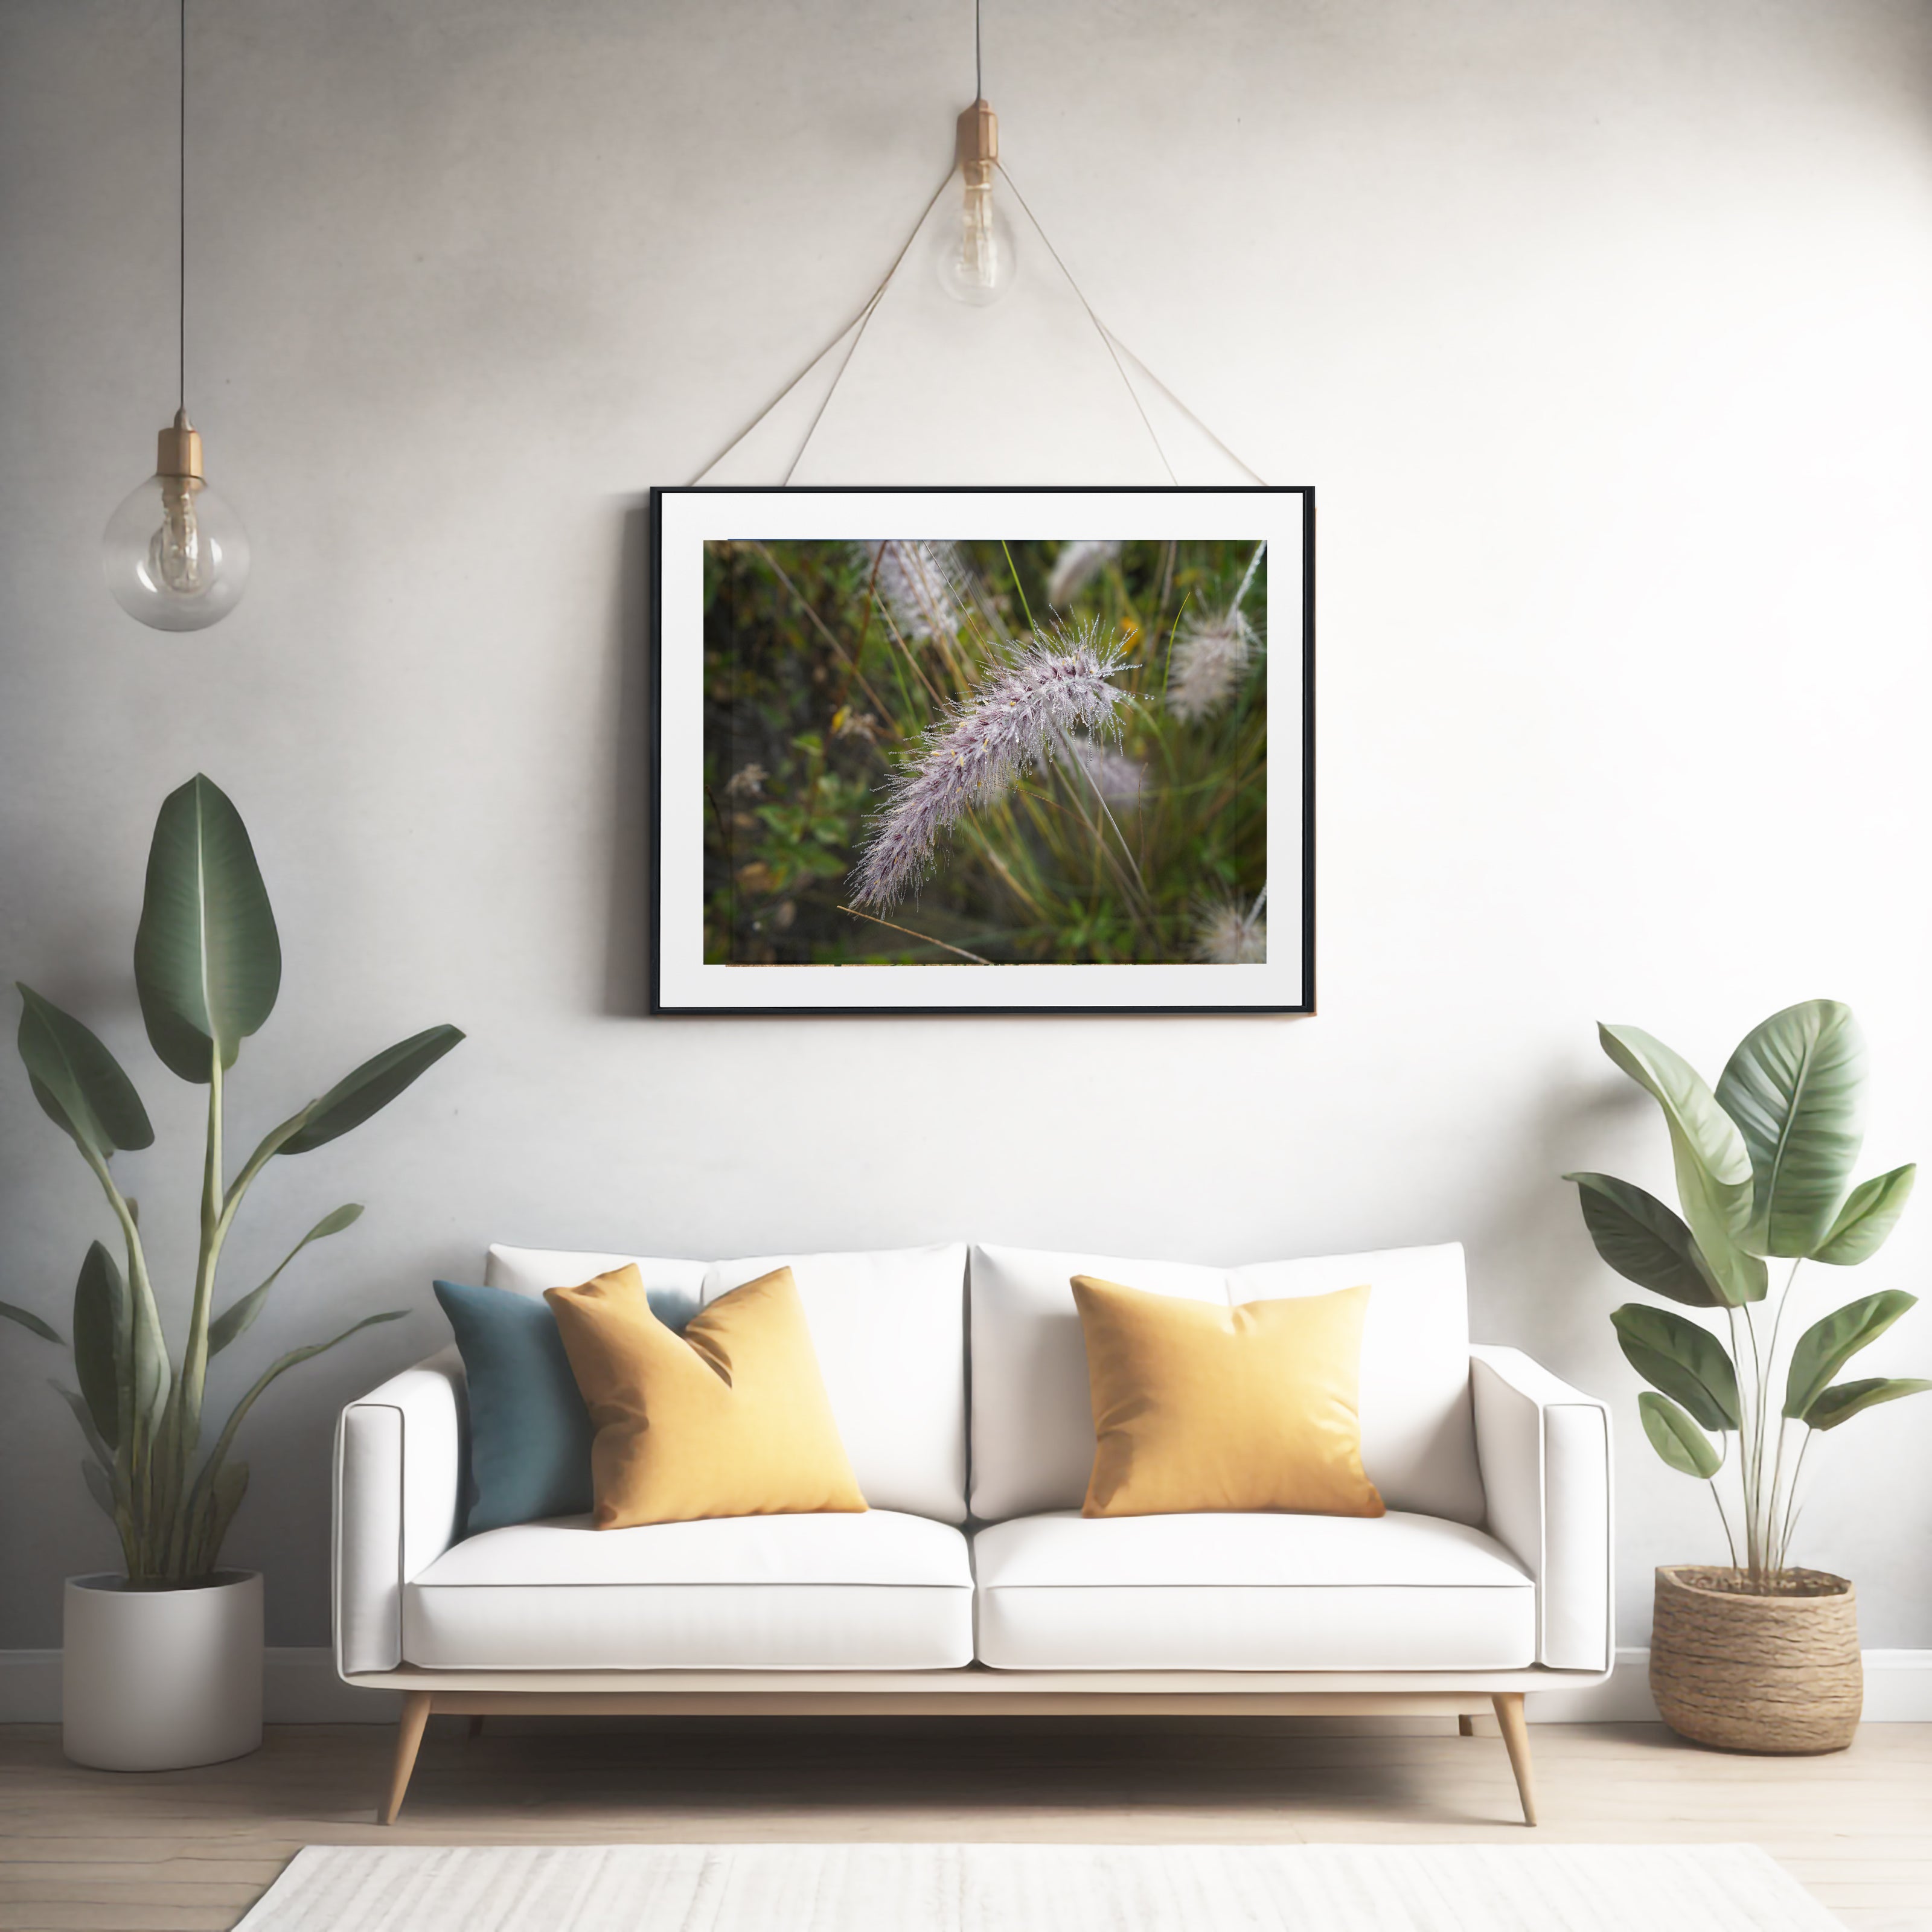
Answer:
[702,537,1267,967]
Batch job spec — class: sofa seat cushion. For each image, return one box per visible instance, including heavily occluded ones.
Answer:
[403,1509,973,1669]
[971,1511,1534,1671]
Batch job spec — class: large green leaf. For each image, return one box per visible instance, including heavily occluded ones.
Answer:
[1638,1390,1723,1476]
[1610,1302,1741,1429]
[1783,1290,1917,1421]
[1566,1172,1721,1306]
[0,1300,62,1344]
[133,775,281,1083]
[205,1457,249,1559]
[208,1204,364,1354]
[1813,1164,1916,1266]
[281,1027,464,1155]
[188,1458,251,1576]
[1715,1001,1866,1258]
[16,986,153,1161]
[1598,1023,1764,1303]
[71,1243,126,1453]
[1804,1377,1932,1430]
[1599,1023,1754,1195]
[195,1311,407,1512]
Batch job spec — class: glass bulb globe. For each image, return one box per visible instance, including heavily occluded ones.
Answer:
[101,417,249,632]
[934,172,1018,305]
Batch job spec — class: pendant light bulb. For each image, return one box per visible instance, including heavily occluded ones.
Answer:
[104,0,248,632]
[102,411,250,632]
[935,99,1017,305]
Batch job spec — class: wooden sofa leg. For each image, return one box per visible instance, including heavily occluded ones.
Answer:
[381,1692,433,1825]
[1492,1692,1537,1825]
[1457,1713,1475,1736]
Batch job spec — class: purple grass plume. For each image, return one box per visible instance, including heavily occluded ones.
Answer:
[1168,540,1267,723]
[1194,892,1267,964]
[848,619,1133,911]
[1047,539,1121,607]
[1168,608,1257,721]
[855,540,965,645]
[1070,739,1148,812]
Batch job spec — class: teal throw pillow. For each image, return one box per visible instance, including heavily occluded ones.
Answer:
[433,1278,595,1535]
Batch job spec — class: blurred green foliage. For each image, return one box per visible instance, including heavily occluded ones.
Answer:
[702,537,1267,965]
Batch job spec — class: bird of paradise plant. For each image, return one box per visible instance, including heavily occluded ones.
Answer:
[1,775,461,1587]
[1567,1001,1927,1591]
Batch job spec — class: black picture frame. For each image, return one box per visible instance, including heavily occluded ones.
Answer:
[651,485,1314,1016]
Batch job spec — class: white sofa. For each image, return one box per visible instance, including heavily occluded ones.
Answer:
[334,1240,1612,1824]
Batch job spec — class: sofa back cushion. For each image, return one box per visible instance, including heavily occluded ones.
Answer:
[487,1246,707,1330]
[968,1242,1485,1526]
[486,1242,967,1523]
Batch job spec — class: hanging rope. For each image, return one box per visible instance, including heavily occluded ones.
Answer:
[1094,326,1270,486]
[779,168,953,485]
[686,179,1268,490]
[994,162,1176,484]
[688,0,1270,491]
[688,168,953,486]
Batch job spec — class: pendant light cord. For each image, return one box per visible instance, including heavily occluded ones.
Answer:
[974,0,982,101]
[178,0,187,414]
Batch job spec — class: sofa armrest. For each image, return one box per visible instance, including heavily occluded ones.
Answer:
[333,1347,465,1676]
[1470,1345,1613,1671]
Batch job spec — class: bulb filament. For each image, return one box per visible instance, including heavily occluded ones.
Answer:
[957,174,1003,290]
[150,476,207,595]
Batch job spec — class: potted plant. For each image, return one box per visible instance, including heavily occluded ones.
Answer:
[1567,1001,1928,1753]
[1,775,461,1770]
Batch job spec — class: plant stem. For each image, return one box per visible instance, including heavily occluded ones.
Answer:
[1159,590,1192,706]
[867,589,948,709]
[1765,1416,1791,1575]
[1724,1305,1758,1581]
[1776,1428,1814,1574]
[1051,727,1154,930]
[1759,1258,1802,1575]
[1058,726,1150,899]
[1000,540,1035,633]
[1709,1469,1741,1574]
[836,903,995,965]
[749,540,903,734]
[72,1137,166,1573]
[166,1049,226,1578]
[164,1078,315,1582]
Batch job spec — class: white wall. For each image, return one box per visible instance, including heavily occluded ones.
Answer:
[3,0,1931,1651]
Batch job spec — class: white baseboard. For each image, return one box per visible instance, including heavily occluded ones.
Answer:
[0,1649,398,1724]
[1,1647,1925,1727]
[1526,1647,1932,1722]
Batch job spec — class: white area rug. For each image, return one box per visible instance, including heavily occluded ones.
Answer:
[234,1841,1843,1930]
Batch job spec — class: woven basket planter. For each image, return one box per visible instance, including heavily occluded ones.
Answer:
[1649,1564,1861,1754]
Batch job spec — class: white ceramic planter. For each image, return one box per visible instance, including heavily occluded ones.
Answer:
[63,1570,263,1770]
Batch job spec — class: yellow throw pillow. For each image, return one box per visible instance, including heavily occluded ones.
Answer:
[1071,1275,1385,1520]
[545,1264,868,1529]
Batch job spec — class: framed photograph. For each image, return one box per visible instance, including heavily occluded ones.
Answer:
[651,486,1313,1015]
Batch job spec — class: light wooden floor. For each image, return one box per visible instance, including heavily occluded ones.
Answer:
[1,1718,1927,1931]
